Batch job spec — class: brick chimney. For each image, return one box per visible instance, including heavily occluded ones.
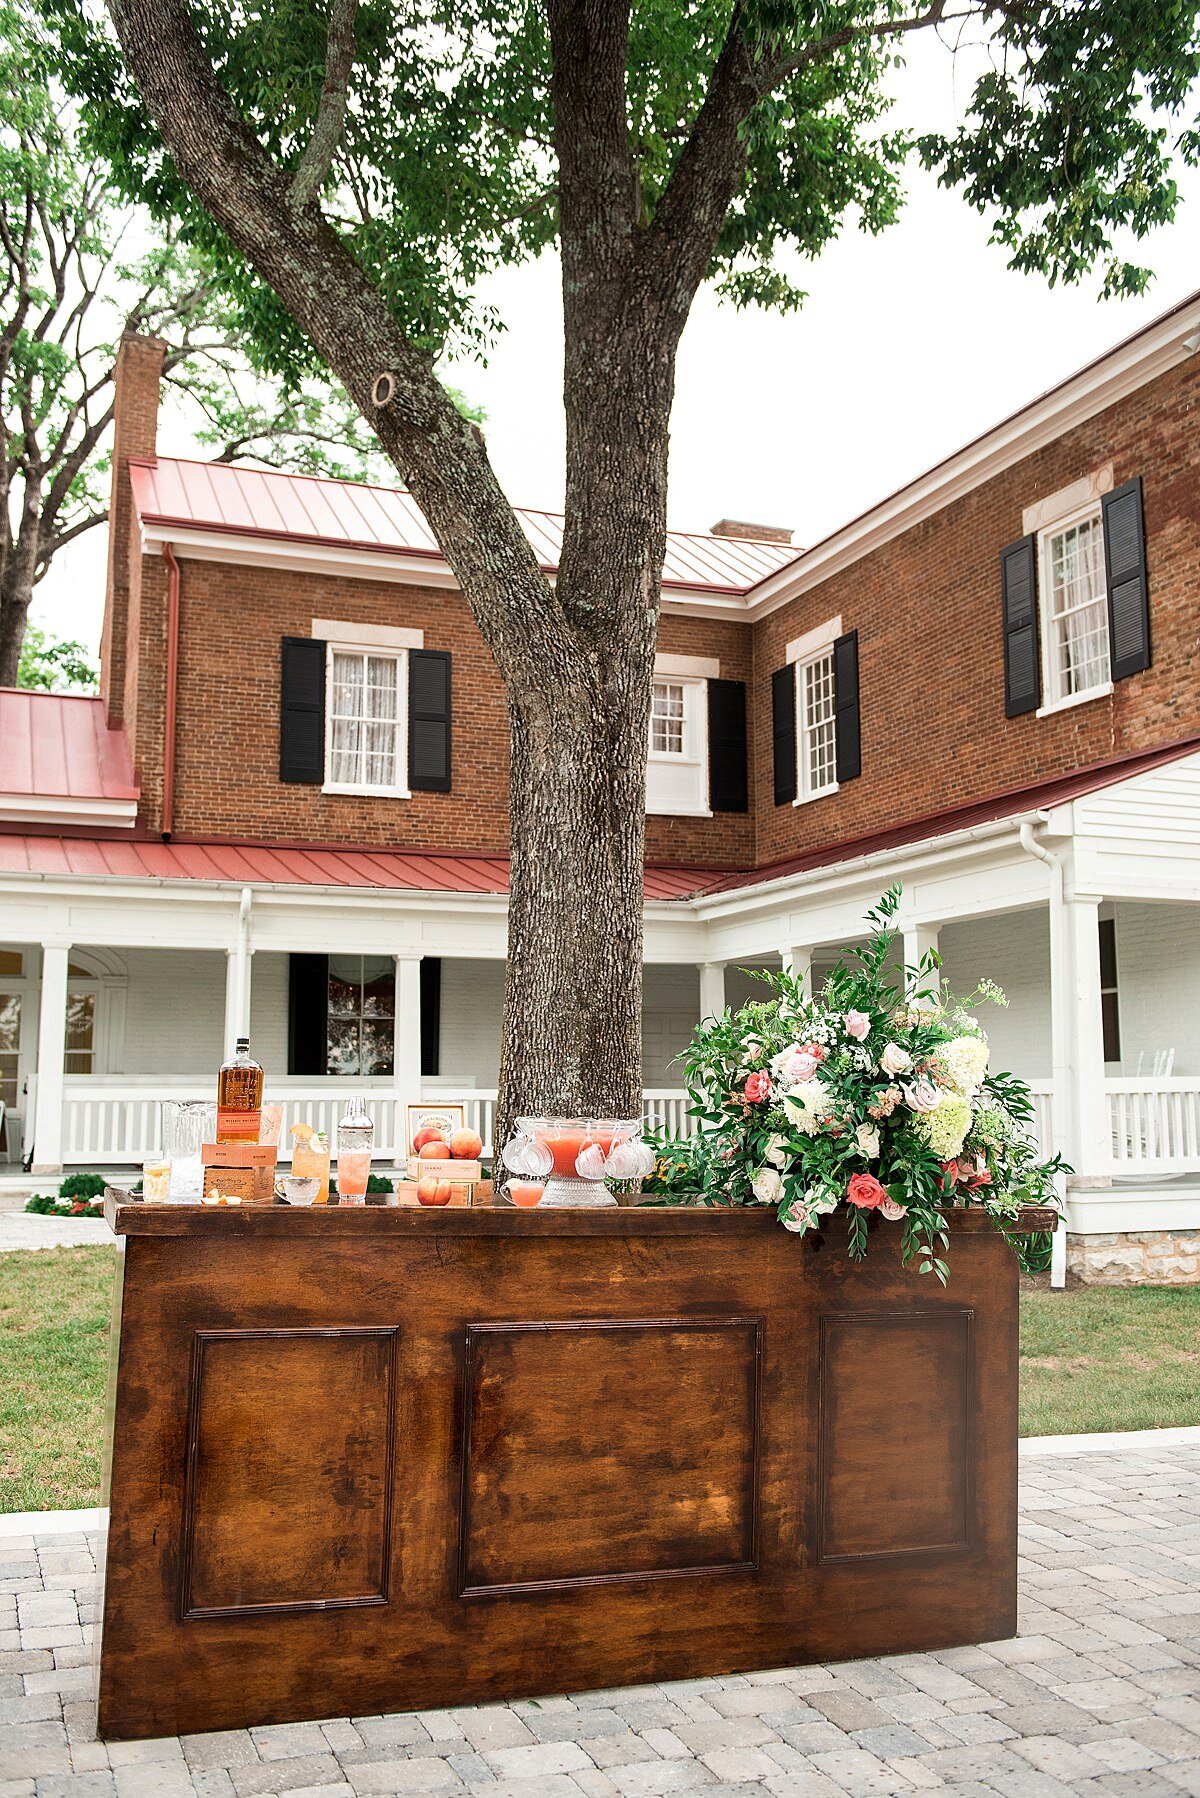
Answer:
[100,334,166,725]
[710,518,793,544]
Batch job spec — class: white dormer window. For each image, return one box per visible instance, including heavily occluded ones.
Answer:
[325,646,410,797]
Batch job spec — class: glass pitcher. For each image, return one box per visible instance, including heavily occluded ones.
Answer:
[161,1099,217,1201]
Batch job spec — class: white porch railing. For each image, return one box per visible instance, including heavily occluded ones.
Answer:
[51,1075,1200,1178]
[1108,1078,1200,1175]
[56,1079,696,1166]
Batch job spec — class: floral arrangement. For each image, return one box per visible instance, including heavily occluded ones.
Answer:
[681,887,1064,1281]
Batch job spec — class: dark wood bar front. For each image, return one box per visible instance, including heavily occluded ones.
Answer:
[96,1202,1025,1741]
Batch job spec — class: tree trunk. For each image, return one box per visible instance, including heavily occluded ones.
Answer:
[0,579,32,688]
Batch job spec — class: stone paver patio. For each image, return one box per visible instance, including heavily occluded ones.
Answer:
[2,1436,1198,1798]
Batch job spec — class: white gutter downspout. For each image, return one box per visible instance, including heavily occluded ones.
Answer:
[1020,822,1069,1289]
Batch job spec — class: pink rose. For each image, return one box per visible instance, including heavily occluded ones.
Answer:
[844,1010,870,1041]
[879,1195,908,1221]
[903,1077,941,1113]
[743,1071,771,1103]
[774,1046,819,1085]
[846,1172,888,1211]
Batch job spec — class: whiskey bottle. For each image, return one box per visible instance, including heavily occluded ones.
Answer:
[217,1036,264,1144]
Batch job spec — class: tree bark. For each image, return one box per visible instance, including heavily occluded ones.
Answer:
[0,577,32,687]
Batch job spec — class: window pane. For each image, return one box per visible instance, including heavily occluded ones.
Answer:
[801,651,837,795]
[1047,516,1110,698]
[327,1018,361,1075]
[0,993,20,1054]
[362,966,394,1018]
[650,681,685,755]
[361,1019,394,1076]
[0,1052,17,1109]
[0,950,22,977]
[366,657,397,720]
[64,1050,93,1074]
[328,973,360,1017]
[330,716,362,784]
[65,993,94,1052]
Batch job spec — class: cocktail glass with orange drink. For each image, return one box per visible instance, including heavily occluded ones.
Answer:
[289,1122,330,1204]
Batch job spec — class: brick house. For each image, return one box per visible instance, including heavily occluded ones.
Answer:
[2,292,1199,1283]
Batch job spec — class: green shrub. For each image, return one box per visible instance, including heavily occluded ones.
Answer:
[25,1194,56,1214]
[58,1173,107,1201]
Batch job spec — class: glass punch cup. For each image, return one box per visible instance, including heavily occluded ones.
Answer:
[336,1096,374,1204]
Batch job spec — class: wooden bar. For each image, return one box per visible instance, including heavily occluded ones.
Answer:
[95,1200,1047,1741]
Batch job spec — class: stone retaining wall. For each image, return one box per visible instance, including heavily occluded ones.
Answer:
[1067,1230,1200,1284]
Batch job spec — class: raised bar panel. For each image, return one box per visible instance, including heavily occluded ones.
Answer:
[818,1310,973,1562]
[458,1317,762,1595]
[181,1327,398,1617]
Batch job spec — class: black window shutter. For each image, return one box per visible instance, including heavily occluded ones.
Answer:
[706,679,748,813]
[409,650,452,792]
[287,953,328,1075]
[771,664,796,806]
[1102,478,1150,680]
[1001,535,1041,718]
[279,637,326,782]
[833,631,861,783]
[420,957,441,1077]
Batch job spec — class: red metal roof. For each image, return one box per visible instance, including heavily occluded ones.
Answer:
[129,457,800,596]
[0,832,723,899]
[0,690,138,802]
[704,733,1200,898]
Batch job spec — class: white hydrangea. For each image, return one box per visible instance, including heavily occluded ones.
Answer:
[782,1078,830,1136]
[938,1033,990,1095]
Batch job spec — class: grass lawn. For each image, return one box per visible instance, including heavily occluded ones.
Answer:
[0,1245,114,1512]
[1,1246,1199,1511]
[1020,1282,1200,1437]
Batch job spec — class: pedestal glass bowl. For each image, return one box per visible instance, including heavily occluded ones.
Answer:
[505,1117,649,1208]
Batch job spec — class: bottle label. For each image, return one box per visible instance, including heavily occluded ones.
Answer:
[217,1107,261,1142]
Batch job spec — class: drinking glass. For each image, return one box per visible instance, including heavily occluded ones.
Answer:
[161,1100,217,1201]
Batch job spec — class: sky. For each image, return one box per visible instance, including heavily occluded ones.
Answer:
[33,35,1200,656]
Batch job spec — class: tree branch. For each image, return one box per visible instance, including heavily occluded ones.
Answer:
[290,0,359,210]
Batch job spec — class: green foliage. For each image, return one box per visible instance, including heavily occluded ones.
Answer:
[678,883,1066,1283]
[25,1188,105,1216]
[57,1172,106,1199]
[639,1128,712,1196]
[16,626,97,693]
[39,0,1200,382]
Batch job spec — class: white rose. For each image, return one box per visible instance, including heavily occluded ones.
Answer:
[764,1134,788,1169]
[808,1186,840,1216]
[855,1122,881,1159]
[879,1041,912,1076]
[751,1166,784,1204]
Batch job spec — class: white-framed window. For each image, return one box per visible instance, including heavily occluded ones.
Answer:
[646,670,711,816]
[1038,507,1112,710]
[795,646,838,805]
[324,645,409,797]
[327,954,395,1076]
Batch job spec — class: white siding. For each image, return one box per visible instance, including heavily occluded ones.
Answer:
[249,953,290,1073]
[1110,902,1200,1077]
[120,949,226,1074]
[937,912,1051,1081]
[1076,751,1200,844]
[438,959,505,1086]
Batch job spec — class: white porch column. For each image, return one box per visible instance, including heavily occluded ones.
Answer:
[783,946,813,999]
[1065,894,1109,1183]
[393,955,423,1159]
[902,922,941,992]
[698,962,726,1023]
[32,940,70,1174]
[223,887,255,1056]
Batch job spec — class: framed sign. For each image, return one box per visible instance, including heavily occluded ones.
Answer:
[404,1102,466,1158]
